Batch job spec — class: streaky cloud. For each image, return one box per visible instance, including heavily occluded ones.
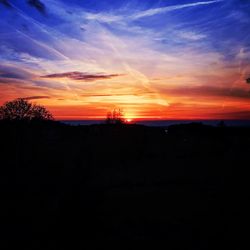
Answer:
[22,95,50,100]
[83,0,223,23]
[41,71,123,81]
[0,64,34,80]
[80,90,154,97]
[214,110,250,119]
[14,29,69,60]
[164,85,250,100]
[0,77,28,85]
[131,0,223,20]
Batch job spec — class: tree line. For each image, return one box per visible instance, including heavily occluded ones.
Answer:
[0,98,126,124]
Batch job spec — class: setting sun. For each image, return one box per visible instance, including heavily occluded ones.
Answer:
[125,118,133,123]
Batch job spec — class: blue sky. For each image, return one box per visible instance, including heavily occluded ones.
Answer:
[0,0,250,119]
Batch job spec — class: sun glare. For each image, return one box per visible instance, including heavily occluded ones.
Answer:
[125,118,132,123]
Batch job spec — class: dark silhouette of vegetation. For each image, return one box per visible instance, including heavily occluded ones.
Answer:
[1,120,249,247]
[217,120,226,127]
[105,108,125,124]
[0,98,53,121]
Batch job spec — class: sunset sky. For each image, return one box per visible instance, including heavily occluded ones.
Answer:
[0,0,250,120]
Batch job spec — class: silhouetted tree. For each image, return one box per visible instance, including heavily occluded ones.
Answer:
[105,108,124,124]
[0,98,53,121]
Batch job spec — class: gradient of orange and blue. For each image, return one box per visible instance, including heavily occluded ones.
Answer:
[0,0,250,120]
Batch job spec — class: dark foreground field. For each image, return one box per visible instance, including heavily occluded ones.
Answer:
[1,121,250,247]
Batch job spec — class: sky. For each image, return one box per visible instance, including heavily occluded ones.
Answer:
[0,0,250,120]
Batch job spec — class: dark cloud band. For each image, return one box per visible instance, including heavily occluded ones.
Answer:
[27,0,46,14]
[0,0,46,14]
[0,65,34,80]
[21,96,50,100]
[164,85,250,100]
[41,71,123,81]
[0,0,12,8]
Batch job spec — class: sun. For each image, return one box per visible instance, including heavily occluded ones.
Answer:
[125,118,133,123]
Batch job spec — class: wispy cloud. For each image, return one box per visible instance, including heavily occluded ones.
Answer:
[218,110,250,119]
[162,86,250,100]
[131,0,223,20]
[41,71,123,81]
[177,31,207,41]
[0,64,34,80]
[22,95,50,100]
[0,77,29,85]
[84,0,223,23]
[85,13,123,24]
[80,90,154,97]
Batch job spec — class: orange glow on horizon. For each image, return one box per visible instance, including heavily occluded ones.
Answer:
[1,58,250,120]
